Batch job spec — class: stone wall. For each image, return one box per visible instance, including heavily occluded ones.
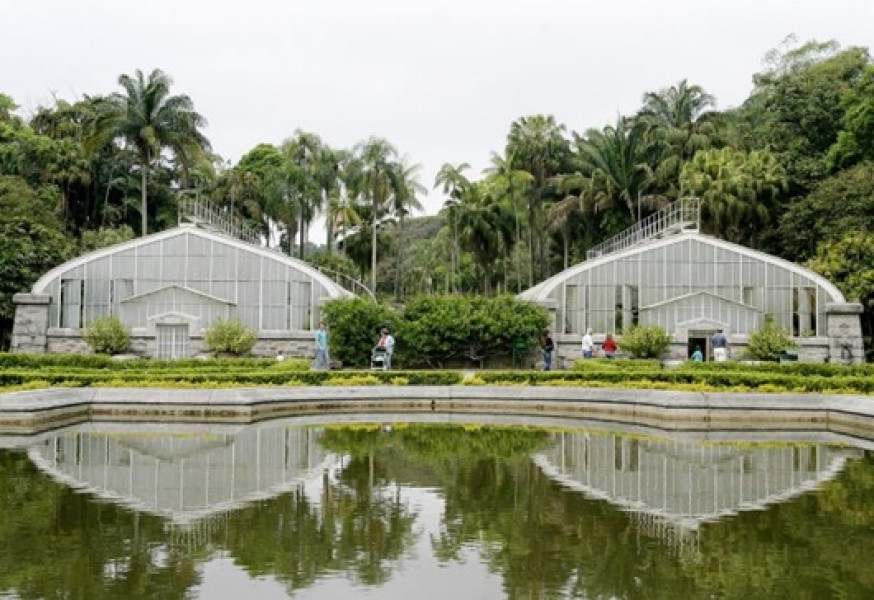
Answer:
[10,293,51,353]
[826,302,865,364]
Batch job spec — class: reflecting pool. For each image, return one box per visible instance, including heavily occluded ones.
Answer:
[1,415,873,599]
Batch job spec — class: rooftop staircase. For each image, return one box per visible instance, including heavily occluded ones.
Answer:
[586,197,700,260]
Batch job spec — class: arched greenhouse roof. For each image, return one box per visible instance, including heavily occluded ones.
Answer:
[519,232,845,304]
[32,224,354,299]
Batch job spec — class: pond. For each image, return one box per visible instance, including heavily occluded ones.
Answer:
[1,413,873,599]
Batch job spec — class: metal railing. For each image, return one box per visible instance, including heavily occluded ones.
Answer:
[177,191,375,299]
[178,191,263,246]
[586,197,700,260]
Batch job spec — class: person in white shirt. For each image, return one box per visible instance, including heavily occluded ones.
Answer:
[581,328,595,359]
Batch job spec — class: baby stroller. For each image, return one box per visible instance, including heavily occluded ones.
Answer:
[370,346,388,370]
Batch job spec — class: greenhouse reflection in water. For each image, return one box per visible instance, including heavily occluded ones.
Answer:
[1,418,871,599]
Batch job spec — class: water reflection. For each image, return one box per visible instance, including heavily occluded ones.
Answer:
[1,417,873,599]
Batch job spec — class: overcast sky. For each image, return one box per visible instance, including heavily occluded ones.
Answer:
[4,0,873,218]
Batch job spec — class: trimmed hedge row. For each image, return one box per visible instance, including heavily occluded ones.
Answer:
[0,354,312,371]
[0,369,464,388]
[474,369,874,394]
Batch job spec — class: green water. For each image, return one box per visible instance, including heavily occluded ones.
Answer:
[1,420,873,599]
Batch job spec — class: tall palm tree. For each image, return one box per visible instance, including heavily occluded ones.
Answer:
[483,151,534,292]
[434,162,472,294]
[280,130,324,259]
[575,117,653,226]
[89,68,210,236]
[638,80,717,195]
[351,137,399,293]
[456,182,515,294]
[390,157,425,299]
[506,115,570,282]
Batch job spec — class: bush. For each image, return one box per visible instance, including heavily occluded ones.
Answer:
[618,325,672,359]
[401,294,550,368]
[203,318,257,356]
[83,316,131,355]
[746,316,796,361]
[321,298,397,368]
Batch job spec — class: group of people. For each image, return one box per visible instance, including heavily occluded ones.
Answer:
[312,322,396,370]
[539,327,620,371]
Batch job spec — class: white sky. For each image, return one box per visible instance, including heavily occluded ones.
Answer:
[4,0,873,219]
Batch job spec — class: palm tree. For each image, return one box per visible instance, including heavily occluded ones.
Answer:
[351,137,400,293]
[456,182,515,294]
[506,115,570,282]
[89,68,210,236]
[390,158,425,299]
[638,80,717,195]
[280,130,324,259]
[483,151,534,292]
[434,162,472,293]
[575,117,653,227]
[547,173,592,270]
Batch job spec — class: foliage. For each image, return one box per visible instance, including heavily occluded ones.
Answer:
[617,324,672,358]
[82,316,131,355]
[0,176,72,348]
[78,225,135,253]
[203,318,257,356]
[779,162,874,261]
[320,298,397,368]
[746,316,796,361]
[400,294,550,368]
[827,64,874,170]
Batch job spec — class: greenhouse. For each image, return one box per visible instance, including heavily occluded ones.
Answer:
[519,200,864,363]
[11,221,354,358]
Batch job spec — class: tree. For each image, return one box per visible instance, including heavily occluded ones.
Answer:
[456,182,515,294]
[390,157,425,299]
[506,115,571,282]
[434,162,472,293]
[827,64,874,169]
[679,147,786,245]
[574,117,653,226]
[89,68,211,236]
[0,176,71,348]
[778,162,874,261]
[351,137,400,293]
[638,79,717,195]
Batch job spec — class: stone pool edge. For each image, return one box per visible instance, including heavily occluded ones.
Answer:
[1,386,873,439]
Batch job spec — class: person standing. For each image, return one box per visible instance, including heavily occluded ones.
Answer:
[691,346,703,362]
[314,320,329,369]
[711,329,729,362]
[379,327,396,370]
[602,333,618,359]
[581,328,595,359]
[540,329,555,371]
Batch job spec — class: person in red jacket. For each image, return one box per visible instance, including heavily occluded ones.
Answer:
[602,333,618,358]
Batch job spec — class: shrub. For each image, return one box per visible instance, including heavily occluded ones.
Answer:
[83,316,131,355]
[321,298,397,369]
[618,325,672,359]
[204,318,257,356]
[746,316,796,361]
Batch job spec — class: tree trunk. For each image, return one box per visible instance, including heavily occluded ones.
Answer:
[140,163,148,237]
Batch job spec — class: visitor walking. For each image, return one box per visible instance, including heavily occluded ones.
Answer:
[314,320,330,369]
[540,329,554,371]
[582,328,595,359]
[711,329,729,362]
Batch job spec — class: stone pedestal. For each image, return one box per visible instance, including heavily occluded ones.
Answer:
[10,293,51,354]
[826,302,865,364]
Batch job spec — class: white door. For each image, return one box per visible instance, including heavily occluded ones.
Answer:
[156,324,189,359]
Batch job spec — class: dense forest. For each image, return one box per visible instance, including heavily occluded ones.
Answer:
[1,38,872,349]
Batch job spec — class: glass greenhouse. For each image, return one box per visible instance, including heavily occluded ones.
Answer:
[11,224,353,358]
[519,201,864,363]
